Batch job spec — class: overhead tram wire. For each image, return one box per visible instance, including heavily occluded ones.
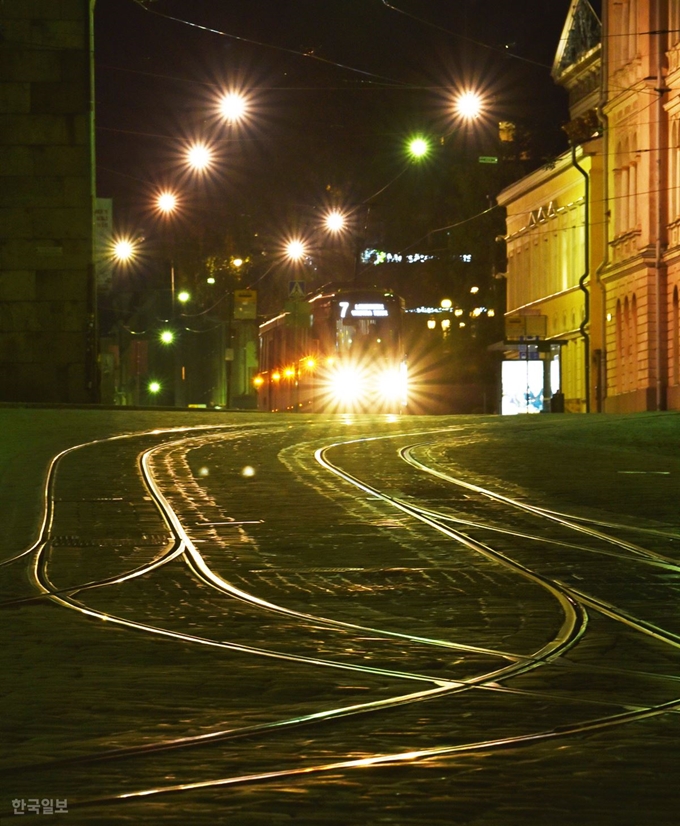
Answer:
[380,0,555,70]
[130,0,410,89]
[97,61,464,93]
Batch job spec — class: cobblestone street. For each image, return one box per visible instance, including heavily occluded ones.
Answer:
[1,408,679,825]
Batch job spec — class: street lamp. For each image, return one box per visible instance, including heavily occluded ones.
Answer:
[407,136,430,160]
[148,380,162,406]
[454,91,483,120]
[324,209,347,233]
[156,190,178,214]
[219,91,249,123]
[285,239,306,262]
[186,142,213,172]
[111,237,137,264]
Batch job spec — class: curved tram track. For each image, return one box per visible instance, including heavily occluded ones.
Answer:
[3,420,680,821]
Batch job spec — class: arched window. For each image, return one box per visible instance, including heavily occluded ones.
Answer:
[630,294,638,389]
[673,287,679,386]
[629,133,638,229]
[621,136,632,232]
[624,296,630,391]
[614,141,623,236]
[614,139,634,235]
[616,298,623,391]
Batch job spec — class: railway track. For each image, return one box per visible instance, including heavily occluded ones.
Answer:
[3,418,680,821]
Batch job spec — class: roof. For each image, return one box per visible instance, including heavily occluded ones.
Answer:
[552,0,601,82]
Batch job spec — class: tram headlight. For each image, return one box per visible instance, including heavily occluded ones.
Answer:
[377,365,408,404]
[377,369,402,401]
[328,366,366,404]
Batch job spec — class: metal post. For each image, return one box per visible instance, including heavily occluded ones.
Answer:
[572,144,590,413]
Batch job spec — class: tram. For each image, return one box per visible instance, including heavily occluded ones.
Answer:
[255,285,408,412]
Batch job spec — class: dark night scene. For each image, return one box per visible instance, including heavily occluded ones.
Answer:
[1,1,680,823]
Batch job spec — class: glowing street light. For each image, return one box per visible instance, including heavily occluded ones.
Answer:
[219,91,248,123]
[177,290,191,304]
[440,298,452,310]
[285,239,306,261]
[455,91,483,120]
[148,380,161,395]
[324,209,346,233]
[159,329,175,345]
[112,237,136,263]
[156,190,178,214]
[186,142,212,172]
[407,136,430,160]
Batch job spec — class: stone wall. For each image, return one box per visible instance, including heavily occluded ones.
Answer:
[0,0,96,403]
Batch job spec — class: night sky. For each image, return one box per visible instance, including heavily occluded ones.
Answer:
[93,0,588,305]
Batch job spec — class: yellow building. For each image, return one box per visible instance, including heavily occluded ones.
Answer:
[498,143,605,412]
[497,0,604,412]
[498,0,680,412]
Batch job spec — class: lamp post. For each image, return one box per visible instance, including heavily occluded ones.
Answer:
[110,236,143,405]
[153,190,187,406]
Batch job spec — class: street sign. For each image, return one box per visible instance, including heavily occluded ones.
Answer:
[505,314,547,339]
[233,289,257,319]
[289,280,305,298]
[505,316,526,338]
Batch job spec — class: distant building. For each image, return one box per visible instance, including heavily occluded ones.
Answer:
[498,0,680,412]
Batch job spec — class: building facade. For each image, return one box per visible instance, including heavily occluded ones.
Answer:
[498,0,680,412]
[0,0,97,403]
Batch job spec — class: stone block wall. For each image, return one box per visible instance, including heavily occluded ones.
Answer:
[0,0,96,403]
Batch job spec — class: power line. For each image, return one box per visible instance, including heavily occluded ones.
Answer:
[130,0,408,88]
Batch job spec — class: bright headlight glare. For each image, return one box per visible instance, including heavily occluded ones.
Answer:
[328,366,365,403]
[377,368,407,402]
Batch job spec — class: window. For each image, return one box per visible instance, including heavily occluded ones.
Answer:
[673,287,679,385]
[630,294,638,390]
[616,298,624,391]
[672,3,680,49]
[672,120,680,223]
